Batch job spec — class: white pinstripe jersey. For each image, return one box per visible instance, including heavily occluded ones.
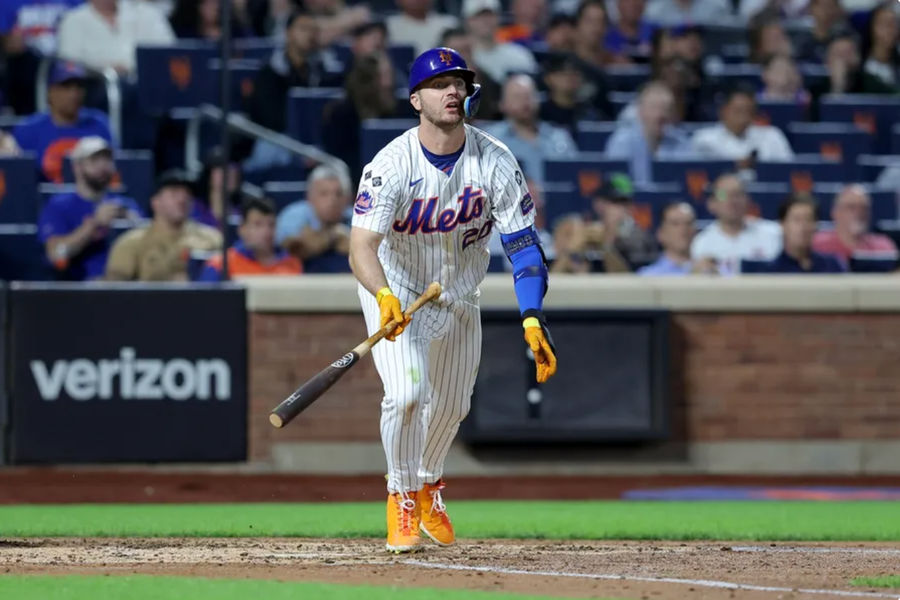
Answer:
[352,124,535,303]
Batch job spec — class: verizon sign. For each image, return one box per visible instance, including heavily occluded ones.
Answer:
[9,285,247,463]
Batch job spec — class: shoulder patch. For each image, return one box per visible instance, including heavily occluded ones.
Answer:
[520,192,534,216]
[372,177,382,187]
[364,171,371,180]
[354,189,375,215]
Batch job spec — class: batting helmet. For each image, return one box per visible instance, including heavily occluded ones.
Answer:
[408,47,482,117]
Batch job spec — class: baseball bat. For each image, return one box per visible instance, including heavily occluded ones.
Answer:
[269,282,443,429]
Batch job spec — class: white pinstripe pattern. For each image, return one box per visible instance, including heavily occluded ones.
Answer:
[353,124,533,494]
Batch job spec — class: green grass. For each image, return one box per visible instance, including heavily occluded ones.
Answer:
[0,575,610,600]
[850,576,900,589]
[0,501,898,540]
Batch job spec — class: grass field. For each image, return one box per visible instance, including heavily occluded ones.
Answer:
[850,575,900,589]
[1,500,899,540]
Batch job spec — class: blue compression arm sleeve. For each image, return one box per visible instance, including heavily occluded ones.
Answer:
[500,227,548,316]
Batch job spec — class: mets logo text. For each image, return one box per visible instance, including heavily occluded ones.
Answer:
[354,190,374,215]
[439,50,453,65]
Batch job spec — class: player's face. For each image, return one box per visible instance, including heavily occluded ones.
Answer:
[240,209,276,253]
[413,74,467,128]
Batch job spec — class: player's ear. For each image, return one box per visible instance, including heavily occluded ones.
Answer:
[410,91,422,112]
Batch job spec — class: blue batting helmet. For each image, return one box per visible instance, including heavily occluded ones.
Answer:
[408,47,481,117]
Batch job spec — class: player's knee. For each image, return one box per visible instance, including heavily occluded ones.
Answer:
[383,386,427,416]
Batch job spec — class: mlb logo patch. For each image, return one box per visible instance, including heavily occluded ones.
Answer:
[520,192,534,216]
[354,190,375,215]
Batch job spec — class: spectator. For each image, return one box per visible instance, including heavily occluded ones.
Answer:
[748,17,794,64]
[639,201,717,275]
[545,13,576,53]
[38,136,142,281]
[105,169,222,281]
[862,3,900,92]
[484,74,578,184]
[550,215,594,273]
[0,0,82,114]
[245,0,301,38]
[275,165,353,273]
[759,54,811,105]
[655,55,712,122]
[57,0,175,76]
[386,0,458,56]
[739,0,808,24]
[442,27,502,121]
[247,10,339,134]
[322,52,399,183]
[588,173,658,270]
[12,61,113,183]
[0,131,22,156]
[795,0,849,63]
[465,0,538,84]
[573,0,619,70]
[350,20,388,60]
[605,81,693,183]
[605,0,655,62]
[812,184,898,266]
[304,0,371,48]
[644,0,733,27]
[197,196,302,280]
[761,194,844,273]
[692,87,794,163]
[496,0,548,46]
[169,0,249,40]
[192,147,244,228]
[539,52,601,131]
[691,172,782,273]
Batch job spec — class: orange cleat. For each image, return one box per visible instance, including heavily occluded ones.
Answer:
[386,491,422,553]
[419,479,455,546]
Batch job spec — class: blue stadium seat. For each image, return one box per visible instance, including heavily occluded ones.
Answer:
[893,124,900,154]
[263,181,307,212]
[786,122,873,170]
[285,88,344,147]
[605,65,651,92]
[544,154,630,197]
[818,95,900,154]
[576,121,618,152]
[542,182,582,228]
[0,157,39,224]
[857,154,899,183]
[608,91,636,119]
[754,155,847,188]
[798,63,829,92]
[650,158,733,200]
[208,59,263,111]
[631,183,683,229]
[756,100,808,131]
[704,64,761,94]
[387,44,416,75]
[360,119,418,167]
[136,41,218,113]
[744,182,791,220]
[62,150,154,212]
[0,224,52,281]
[233,38,277,61]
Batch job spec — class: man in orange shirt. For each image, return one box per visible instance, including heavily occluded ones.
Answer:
[198,196,302,280]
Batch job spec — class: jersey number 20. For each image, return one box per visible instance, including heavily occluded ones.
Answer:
[462,221,493,250]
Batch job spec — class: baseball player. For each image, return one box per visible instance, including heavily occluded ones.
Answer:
[349,47,558,553]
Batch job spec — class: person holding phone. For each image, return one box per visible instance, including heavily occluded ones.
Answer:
[38,136,143,280]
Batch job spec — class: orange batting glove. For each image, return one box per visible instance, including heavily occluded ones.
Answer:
[377,287,411,342]
[523,314,557,383]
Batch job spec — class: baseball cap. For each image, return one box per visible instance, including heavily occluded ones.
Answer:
[462,0,501,18]
[153,169,196,195]
[69,136,111,161]
[594,172,635,202]
[49,61,86,86]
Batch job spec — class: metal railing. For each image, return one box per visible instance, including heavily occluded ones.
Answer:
[36,56,123,144]
[184,103,350,183]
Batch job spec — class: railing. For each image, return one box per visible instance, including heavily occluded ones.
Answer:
[36,56,122,144]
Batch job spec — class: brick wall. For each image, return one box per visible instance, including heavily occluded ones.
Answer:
[249,312,900,461]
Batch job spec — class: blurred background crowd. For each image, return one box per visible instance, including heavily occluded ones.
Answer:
[0,0,899,282]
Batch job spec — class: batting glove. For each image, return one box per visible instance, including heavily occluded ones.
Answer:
[377,287,411,341]
[522,311,557,383]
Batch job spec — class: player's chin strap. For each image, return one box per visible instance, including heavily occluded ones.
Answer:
[464,84,482,118]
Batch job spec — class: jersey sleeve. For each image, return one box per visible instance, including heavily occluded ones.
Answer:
[489,148,535,235]
[351,158,400,236]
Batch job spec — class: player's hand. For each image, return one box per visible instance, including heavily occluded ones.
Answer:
[523,314,557,383]
[377,287,411,342]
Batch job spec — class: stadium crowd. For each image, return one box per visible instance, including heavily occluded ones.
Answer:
[0,0,898,281]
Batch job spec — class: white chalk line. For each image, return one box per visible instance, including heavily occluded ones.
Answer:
[403,559,900,599]
[731,546,900,556]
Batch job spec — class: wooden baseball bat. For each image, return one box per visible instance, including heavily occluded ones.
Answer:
[269,282,442,429]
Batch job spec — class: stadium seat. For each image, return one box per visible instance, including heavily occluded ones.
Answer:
[543,154,630,198]
[136,42,218,113]
[702,25,750,55]
[285,88,344,147]
[608,91,636,118]
[542,182,582,229]
[386,44,416,75]
[754,155,848,189]
[703,63,761,95]
[818,95,900,154]
[651,158,733,200]
[756,100,808,131]
[786,122,873,169]
[893,124,900,154]
[232,38,277,61]
[631,183,683,229]
[857,154,899,183]
[0,224,52,281]
[360,119,418,167]
[576,121,618,152]
[62,151,154,212]
[744,182,791,220]
[262,181,307,212]
[0,157,39,224]
[605,65,651,92]
[208,59,262,111]
[797,63,829,92]
[848,253,899,273]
